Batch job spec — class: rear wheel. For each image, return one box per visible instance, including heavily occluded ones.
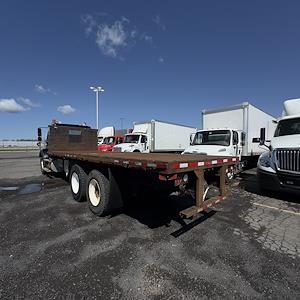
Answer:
[86,170,111,216]
[40,158,46,175]
[69,164,87,202]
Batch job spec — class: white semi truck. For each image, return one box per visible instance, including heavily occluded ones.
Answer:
[112,120,196,153]
[257,98,300,192]
[98,126,115,144]
[183,102,276,176]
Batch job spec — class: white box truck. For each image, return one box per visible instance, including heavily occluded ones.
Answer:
[113,120,196,153]
[183,102,276,177]
[257,98,300,193]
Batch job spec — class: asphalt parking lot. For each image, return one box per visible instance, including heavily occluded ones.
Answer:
[0,152,299,299]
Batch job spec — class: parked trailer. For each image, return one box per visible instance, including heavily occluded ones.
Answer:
[39,123,239,218]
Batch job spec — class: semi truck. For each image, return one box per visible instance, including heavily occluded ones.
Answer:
[183,102,276,178]
[98,126,115,144]
[257,98,300,193]
[98,136,124,152]
[38,122,239,218]
[112,120,197,153]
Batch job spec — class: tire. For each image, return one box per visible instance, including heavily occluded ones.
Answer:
[203,180,209,200]
[86,170,111,216]
[69,164,87,202]
[40,158,46,175]
[225,170,235,184]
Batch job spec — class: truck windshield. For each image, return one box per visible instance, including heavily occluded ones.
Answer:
[124,135,140,143]
[193,130,231,146]
[102,137,115,145]
[274,118,300,137]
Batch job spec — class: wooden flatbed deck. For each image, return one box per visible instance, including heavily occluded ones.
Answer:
[48,151,238,174]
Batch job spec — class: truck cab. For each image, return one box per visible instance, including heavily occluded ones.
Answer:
[112,133,149,153]
[98,136,124,152]
[183,128,245,159]
[98,126,115,145]
[257,98,300,192]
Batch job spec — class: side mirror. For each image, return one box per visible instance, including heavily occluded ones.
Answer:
[259,128,266,146]
[37,128,42,142]
[190,133,195,145]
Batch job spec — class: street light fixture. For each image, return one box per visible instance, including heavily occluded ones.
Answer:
[90,86,104,131]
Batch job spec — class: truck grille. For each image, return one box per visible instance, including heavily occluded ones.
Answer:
[274,149,300,173]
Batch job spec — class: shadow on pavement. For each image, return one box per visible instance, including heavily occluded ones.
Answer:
[120,191,217,233]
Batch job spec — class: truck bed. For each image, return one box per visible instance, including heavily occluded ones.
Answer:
[48,151,239,174]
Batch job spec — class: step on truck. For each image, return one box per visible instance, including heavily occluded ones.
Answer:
[38,122,239,218]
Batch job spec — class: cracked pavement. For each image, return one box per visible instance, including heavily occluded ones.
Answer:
[0,152,299,299]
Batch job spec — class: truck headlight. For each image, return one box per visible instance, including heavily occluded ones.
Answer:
[258,152,271,167]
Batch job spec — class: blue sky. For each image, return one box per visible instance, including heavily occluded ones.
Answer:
[1,0,300,139]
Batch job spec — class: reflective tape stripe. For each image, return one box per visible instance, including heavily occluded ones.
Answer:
[212,160,218,164]
[198,162,205,166]
[147,163,157,168]
[179,163,188,168]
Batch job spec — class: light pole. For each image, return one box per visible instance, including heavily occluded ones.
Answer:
[120,117,124,130]
[90,86,104,131]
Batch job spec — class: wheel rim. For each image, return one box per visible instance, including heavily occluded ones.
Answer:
[71,172,80,194]
[89,179,101,206]
[226,171,234,180]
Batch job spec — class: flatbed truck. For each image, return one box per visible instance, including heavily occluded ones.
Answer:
[38,123,239,218]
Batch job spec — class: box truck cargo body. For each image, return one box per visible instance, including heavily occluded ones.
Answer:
[113,120,196,153]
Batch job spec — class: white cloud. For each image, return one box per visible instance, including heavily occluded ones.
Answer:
[19,97,40,108]
[57,105,76,114]
[82,14,155,59]
[81,14,97,36]
[153,15,166,31]
[0,99,27,113]
[34,84,56,95]
[130,29,138,38]
[142,33,153,43]
[95,20,128,58]
[158,56,164,63]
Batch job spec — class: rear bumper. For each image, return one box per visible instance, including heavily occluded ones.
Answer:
[257,168,300,192]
